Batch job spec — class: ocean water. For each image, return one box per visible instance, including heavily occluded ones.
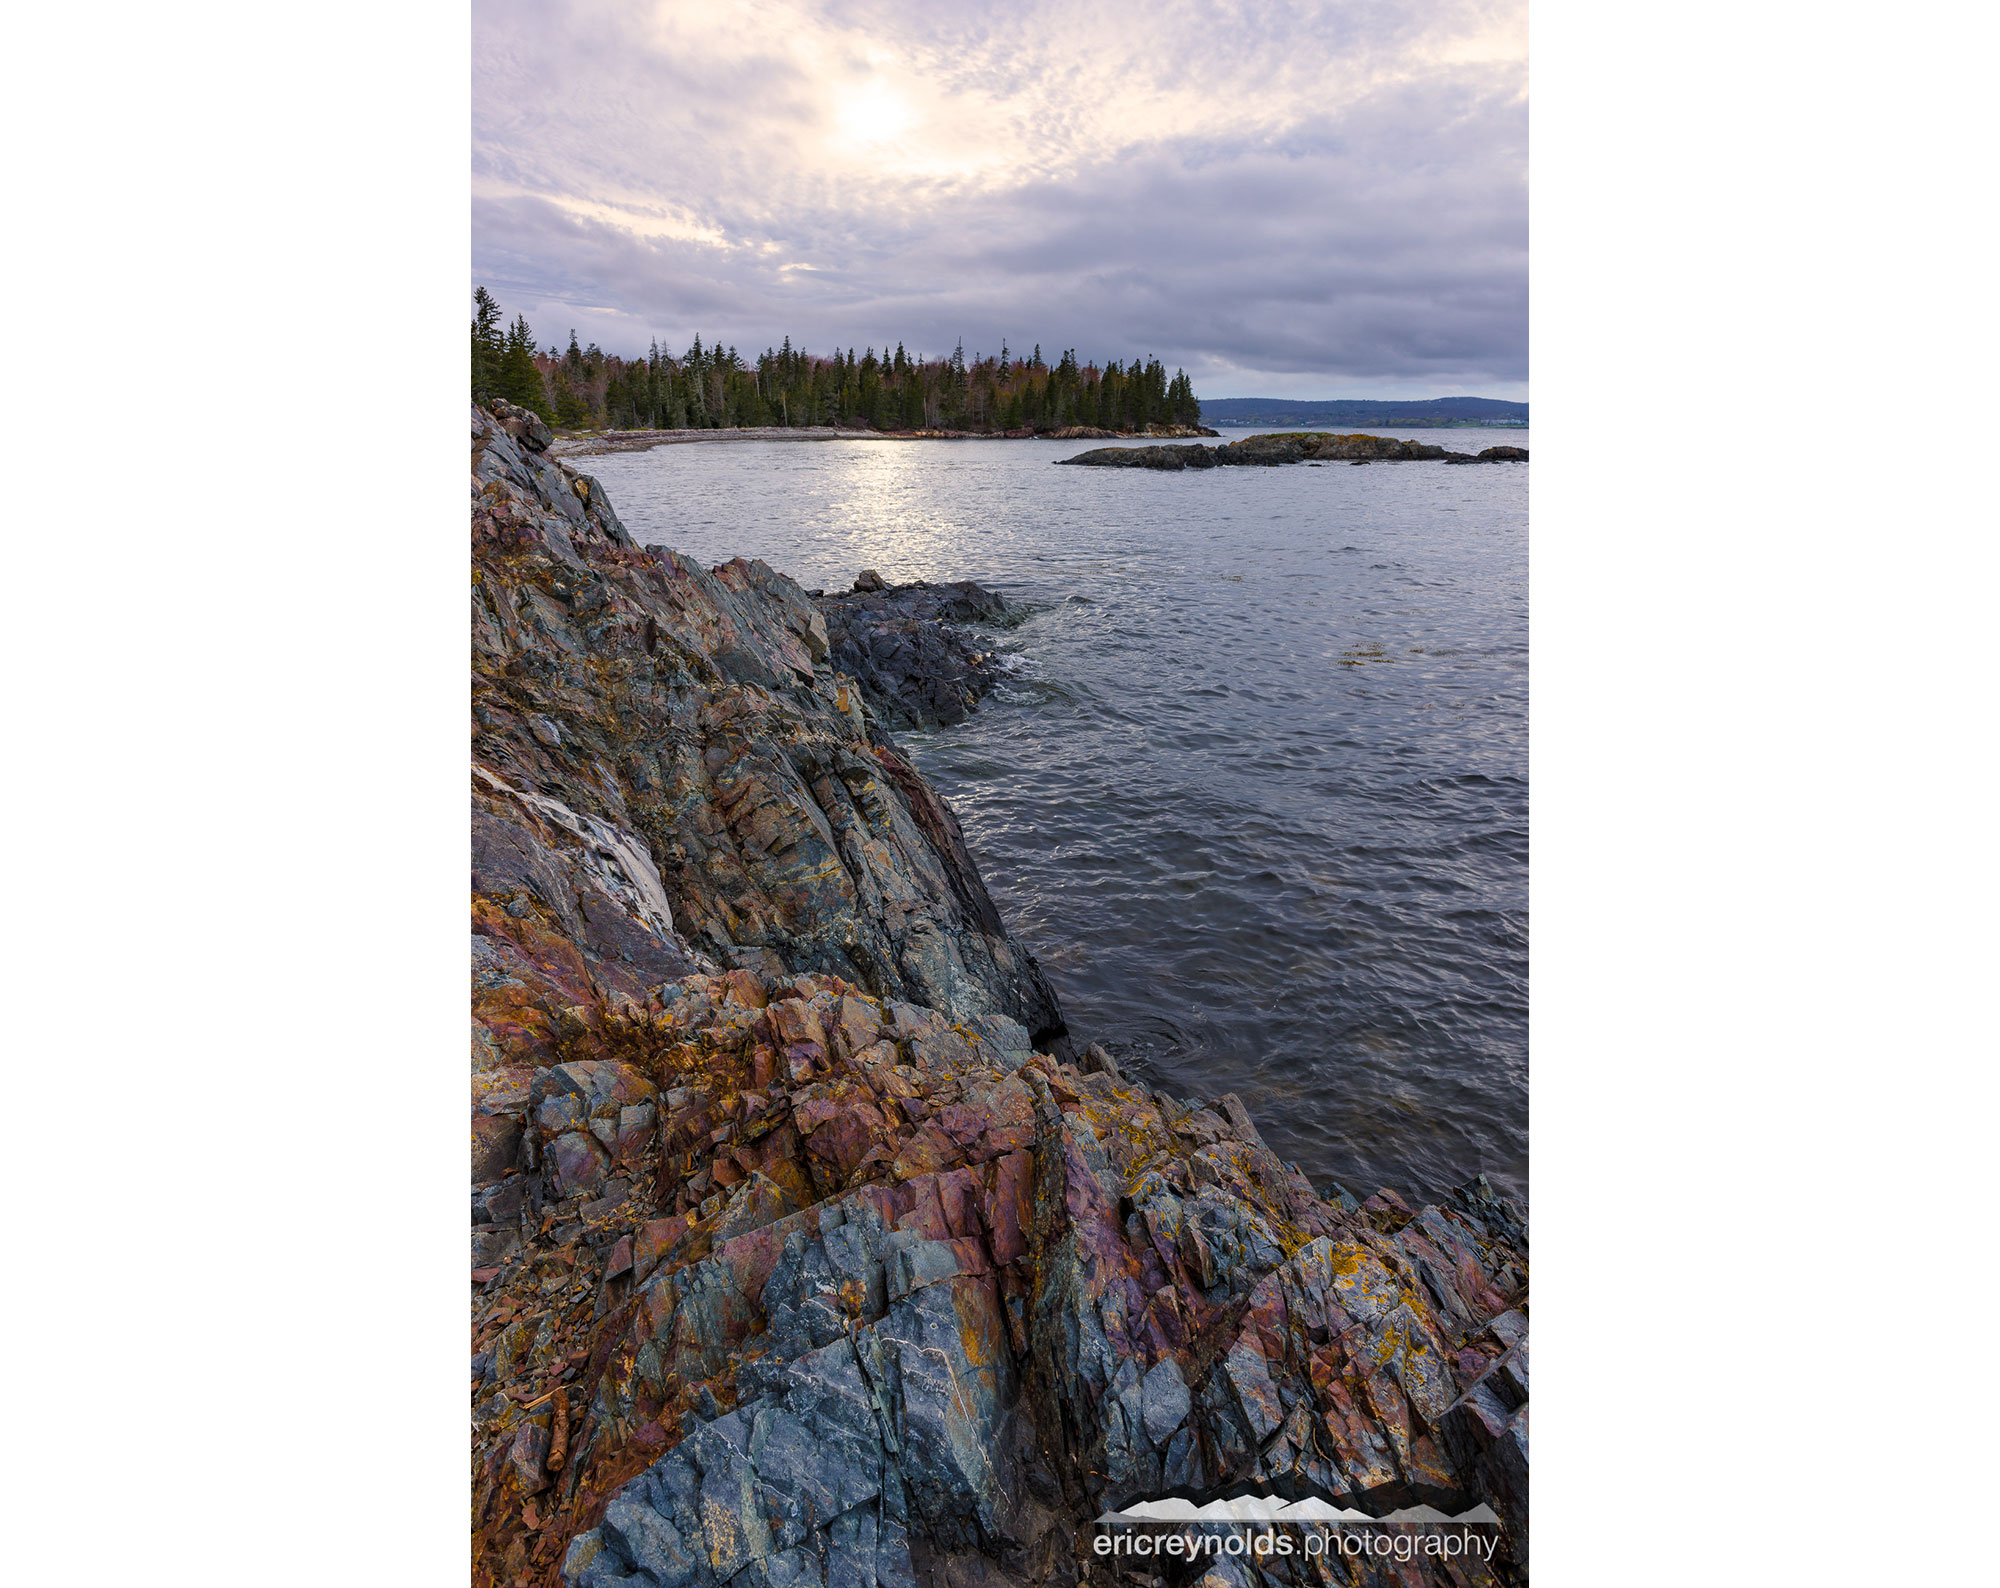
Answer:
[586,427,1527,1205]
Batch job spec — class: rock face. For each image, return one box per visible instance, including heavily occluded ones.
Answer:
[815,580,1014,730]
[472,403,1065,1048]
[467,405,1530,1588]
[1055,433,1529,470]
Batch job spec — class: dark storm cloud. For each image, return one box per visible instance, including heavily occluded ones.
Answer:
[473,0,1526,397]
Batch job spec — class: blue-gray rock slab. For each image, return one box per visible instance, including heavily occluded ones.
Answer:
[566,1268,1013,1585]
[870,1274,1014,1548]
[1139,1356,1192,1446]
[749,1338,886,1549]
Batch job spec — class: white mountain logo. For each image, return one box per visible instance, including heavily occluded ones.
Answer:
[1096,1496,1502,1524]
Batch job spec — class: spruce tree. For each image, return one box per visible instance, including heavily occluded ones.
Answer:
[552,369,590,429]
[497,315,554,421]
[471,286,503,399]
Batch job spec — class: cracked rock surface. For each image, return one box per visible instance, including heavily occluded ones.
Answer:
[471,401,1067,1051]
[814,579,1014,730]
[466,405,1530,1588]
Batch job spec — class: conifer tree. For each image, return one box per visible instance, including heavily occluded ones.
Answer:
[471,287,503,399]
[496,315,554,420]
[459,289,1205,438]
[552,368,590,430]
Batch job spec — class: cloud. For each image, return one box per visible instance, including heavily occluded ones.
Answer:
[473,0,1527,397]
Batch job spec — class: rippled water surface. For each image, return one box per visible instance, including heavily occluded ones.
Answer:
[588,428,1527,1203]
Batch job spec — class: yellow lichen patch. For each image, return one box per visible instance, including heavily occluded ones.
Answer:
[1327,1244,1372,1280]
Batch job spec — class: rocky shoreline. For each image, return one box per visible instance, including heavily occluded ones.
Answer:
[550,423,1218,459]
[1057,433,1528,471]
[469,400,1529,1587]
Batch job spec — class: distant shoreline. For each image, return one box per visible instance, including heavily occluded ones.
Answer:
[1202,396,1528,428]
[548,423,1217,458]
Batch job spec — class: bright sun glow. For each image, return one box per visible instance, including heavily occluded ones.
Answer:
[835,77,915,146]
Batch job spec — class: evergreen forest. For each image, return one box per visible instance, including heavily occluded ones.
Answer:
[470,287,1202,435]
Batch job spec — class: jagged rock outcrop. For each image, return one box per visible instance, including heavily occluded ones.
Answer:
[467,405,1529,1588]
[472,402,1066,1047]
[1055,434,1529,470]
[815,579,1014,730]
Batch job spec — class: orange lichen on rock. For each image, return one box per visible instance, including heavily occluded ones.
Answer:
[465,404,1528,1588]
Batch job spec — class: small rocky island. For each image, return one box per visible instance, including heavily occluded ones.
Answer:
[1057,432,1528,470]
[468,400,1529,1587]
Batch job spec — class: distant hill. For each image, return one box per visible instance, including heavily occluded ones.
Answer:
[1201,396,1527,427]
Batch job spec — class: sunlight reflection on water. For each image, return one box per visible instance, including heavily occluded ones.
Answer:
[590,428,1528,1203]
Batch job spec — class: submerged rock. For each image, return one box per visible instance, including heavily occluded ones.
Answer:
[1056,432,1529,470]
[466,405,1529,1588]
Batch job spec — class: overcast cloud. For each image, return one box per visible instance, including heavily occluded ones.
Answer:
[473,0,1527,399]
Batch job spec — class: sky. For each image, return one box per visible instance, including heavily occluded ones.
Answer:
[472,0,1527,401]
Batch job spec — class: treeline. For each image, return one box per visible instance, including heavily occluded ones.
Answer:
[470,287,1202,434]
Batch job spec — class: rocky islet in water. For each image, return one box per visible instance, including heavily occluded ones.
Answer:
[1056,432,1529,470]
[468,400,1529,1586]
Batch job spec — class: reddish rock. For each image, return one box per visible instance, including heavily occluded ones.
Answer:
[549,1130,608,1195]
[721,969,767,1008]
[981,1149,1034,1265]
[831,994,881,1054]
[471,1112,522,1182]
[507,1420,551,1496]
[464,406,1528,1588]
[890,1123,963,1182]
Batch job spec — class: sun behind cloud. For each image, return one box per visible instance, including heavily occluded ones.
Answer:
[471,0,1528,396]
[835,75,915,147]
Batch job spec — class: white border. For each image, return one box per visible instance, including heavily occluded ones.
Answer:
[7,2,1996,1580]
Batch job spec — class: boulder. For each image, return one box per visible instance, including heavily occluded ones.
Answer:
[489,398,554,453]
